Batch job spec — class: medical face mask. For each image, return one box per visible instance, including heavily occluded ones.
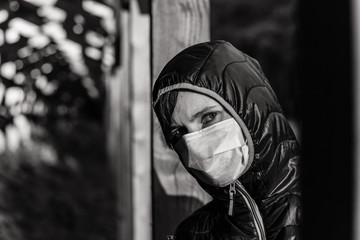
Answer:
[174,118,249,188]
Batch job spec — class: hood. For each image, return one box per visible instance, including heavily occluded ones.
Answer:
[153,40,300,201]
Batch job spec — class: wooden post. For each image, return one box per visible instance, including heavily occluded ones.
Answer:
[108,0,210,239]
[129,0,152,240]
[152,0,210,76]
[106,3,133,240]
[106,0,151,240]
[151,0,211,239]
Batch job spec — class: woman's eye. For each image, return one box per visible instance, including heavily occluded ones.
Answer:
[202,112,217,125]
[170,128,186,145]
[172,129,180,138]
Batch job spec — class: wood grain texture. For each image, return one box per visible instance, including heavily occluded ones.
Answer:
[107,1,152,240]
[129,0,152,240]
[106,7,133,240]
[152,0,211,239]
[152,0,210,80]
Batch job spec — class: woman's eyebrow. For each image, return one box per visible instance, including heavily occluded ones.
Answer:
[190,105,218,121]
[170,105,219,129]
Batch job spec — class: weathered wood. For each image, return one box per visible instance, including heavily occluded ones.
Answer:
[129,0,152,240]
[106,4,133,240]
[107,0,211,239]
[151,0,211,238]
[152,0,210,79]
[107,0,152,240]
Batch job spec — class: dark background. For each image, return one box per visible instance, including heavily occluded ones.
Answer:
[211,0,301,121]
[299,0,354,239]
[211,0,354,239]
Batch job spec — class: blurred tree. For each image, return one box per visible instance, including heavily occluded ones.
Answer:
[0,0,118,239]
[0,0,117,128]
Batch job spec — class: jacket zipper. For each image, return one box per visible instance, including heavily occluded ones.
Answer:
[228,182,236,216]
[229,180,266,240]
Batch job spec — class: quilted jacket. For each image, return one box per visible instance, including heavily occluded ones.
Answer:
[153,40,302,240]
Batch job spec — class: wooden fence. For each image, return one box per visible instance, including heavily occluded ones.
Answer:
[106,0,210,239]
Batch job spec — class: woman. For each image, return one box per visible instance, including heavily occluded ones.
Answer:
[153,40,301,240]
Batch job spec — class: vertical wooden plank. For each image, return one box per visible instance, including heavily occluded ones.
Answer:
[106,3,133,240]
[152,0,210,79]
[129,0,152,240]
[107,0,152,239]
[151,0,211,239]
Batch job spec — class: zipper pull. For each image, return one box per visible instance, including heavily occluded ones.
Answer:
[228,182,236,216]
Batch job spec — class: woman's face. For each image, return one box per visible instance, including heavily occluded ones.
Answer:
[170,91,232,145]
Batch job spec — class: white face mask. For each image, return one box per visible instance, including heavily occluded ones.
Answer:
[174,118,249,187]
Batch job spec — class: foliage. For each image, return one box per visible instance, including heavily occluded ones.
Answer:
[0,0,118,239]
[0,118,117,240]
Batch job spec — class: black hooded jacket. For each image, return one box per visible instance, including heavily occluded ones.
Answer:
[153,40,301,240]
